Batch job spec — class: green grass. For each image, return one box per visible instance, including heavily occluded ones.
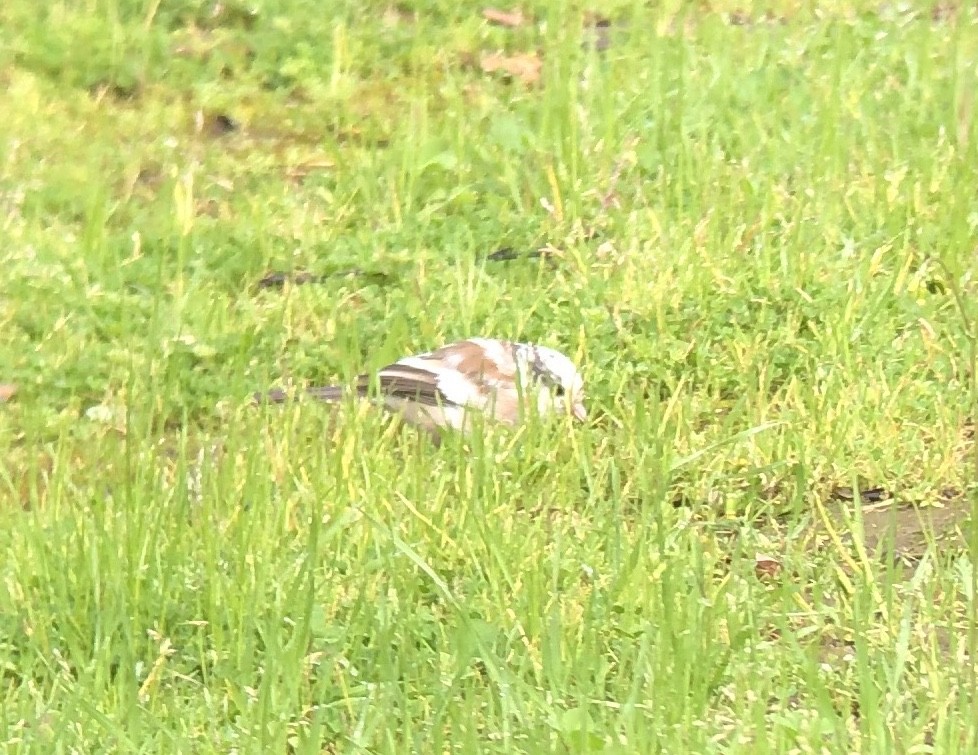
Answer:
[2,0,978,751]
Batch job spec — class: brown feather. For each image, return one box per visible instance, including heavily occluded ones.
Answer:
[425,339,517,386]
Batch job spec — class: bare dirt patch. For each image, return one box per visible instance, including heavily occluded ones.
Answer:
[812,490,974,563]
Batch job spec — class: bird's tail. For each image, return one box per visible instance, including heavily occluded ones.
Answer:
[254,385,346,404]
[304,385,346,402]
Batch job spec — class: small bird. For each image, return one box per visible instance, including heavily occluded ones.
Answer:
[257,337,587,435]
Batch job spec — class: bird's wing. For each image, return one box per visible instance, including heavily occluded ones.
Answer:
[363,364,452,407]
[383,340,524,422]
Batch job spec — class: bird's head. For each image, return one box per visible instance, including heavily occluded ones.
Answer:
[518,343,587,423]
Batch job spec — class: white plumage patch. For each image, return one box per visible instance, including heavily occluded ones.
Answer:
[468,337,514,371]
[433,367,488,408]
[438,350,466,370]
[396,356,442,373]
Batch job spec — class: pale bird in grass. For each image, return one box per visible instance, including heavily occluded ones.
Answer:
[257,337,587,436]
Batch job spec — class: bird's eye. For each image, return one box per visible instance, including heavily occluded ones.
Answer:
[553,385,565,396]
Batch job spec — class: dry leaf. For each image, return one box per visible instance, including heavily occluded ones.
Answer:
[754,553,782,579]
[482,7,526,27]
[0,384,16,403]
[480,52,541,85]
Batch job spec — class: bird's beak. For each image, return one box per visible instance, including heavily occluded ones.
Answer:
[572,403,587,422]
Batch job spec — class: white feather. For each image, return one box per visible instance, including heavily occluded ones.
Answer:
[391,356,487,409]
[434,368,489,408]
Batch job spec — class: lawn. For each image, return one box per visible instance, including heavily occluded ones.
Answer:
[1,0,978,751]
